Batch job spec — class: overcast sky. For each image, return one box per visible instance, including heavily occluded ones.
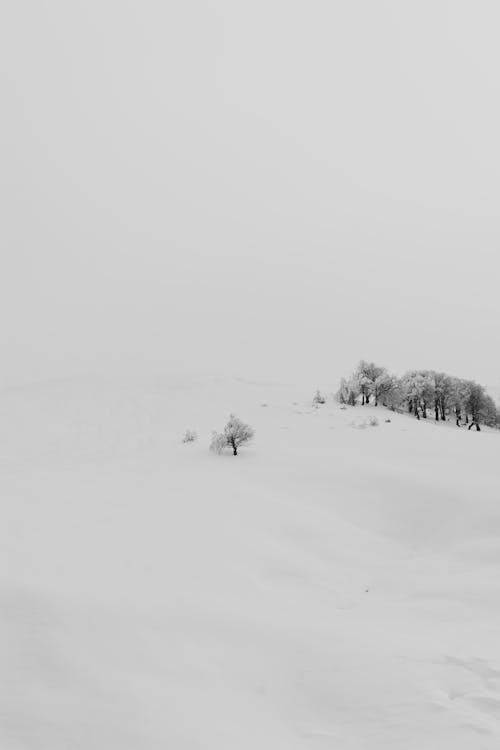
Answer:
[1,0,499,389]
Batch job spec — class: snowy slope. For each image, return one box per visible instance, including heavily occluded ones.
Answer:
[0,377,499,749]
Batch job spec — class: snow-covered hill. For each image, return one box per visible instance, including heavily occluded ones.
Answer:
[1,377,499,749]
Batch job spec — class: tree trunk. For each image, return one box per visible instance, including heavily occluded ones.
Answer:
[439,398,446,420]
[362,393,365,406]
[231,438,238,455]
[434,401,439,421]
[422,401,427,418]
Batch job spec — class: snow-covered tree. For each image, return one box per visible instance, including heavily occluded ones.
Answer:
[211,414,254,455]
[336,361,499,430]
[336,377,360,406]
[419,371,435,419]
[224,414,254,455]
[372,371,396,407]
[382,376,403,411]
[450,377,467,425]
[482,394,499,428]
[358,374,372,405]
[355,361,386,405]
[401,370,434,419]
[429,371,453,421]
[464,382,489,431]
[459,379,474,425]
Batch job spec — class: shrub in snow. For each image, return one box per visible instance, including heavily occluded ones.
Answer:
[209,431,227,454]
[351,416,379,429]
[313,389,326,405]
[182,429,197,443]
[210,414,254,456]
[350,418,368,430]
[336,377,360,406]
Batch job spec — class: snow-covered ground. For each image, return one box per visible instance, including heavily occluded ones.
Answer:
[1,376,499,749]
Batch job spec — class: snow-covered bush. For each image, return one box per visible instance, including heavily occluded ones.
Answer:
[182,429,197,443]
[209,431,227,454]
[350,418,368,430]
[313,389,326,405]
[336,377,359,406]
[210,414,254,456]
[351,416,379,429]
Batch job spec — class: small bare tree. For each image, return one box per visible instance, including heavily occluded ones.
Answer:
[211,414,254,456]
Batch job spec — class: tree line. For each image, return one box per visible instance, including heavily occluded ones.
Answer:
[336,360,499,431]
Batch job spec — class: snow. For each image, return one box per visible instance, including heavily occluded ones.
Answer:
[0,376,499,748]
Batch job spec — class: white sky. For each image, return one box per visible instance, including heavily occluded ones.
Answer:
[1,0,499,388]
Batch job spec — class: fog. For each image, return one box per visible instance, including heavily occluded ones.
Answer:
[2,0,499,389]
